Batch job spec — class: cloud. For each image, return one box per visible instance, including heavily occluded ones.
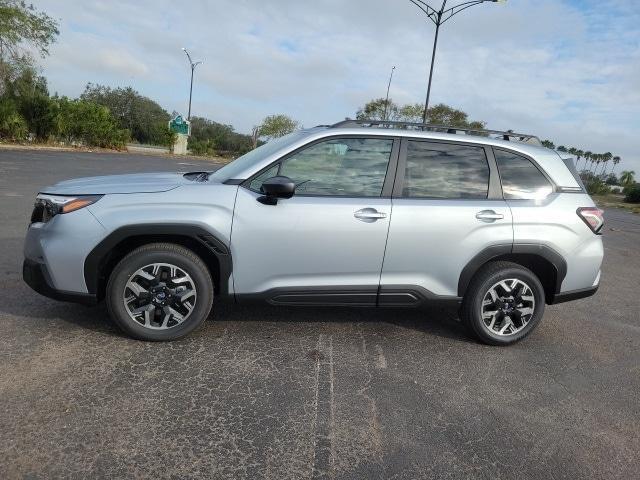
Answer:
[36,0,640,171]
[98,50,149,77]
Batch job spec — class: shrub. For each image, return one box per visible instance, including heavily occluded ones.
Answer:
[585,179,610,196]
[624,184,640,203]
[0,99,28,140]
[56,98,130,149]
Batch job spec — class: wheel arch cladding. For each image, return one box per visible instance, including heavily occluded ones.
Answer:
[458,244,567,303]
[84,225,232,300]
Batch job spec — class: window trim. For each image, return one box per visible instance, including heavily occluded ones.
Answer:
[392,137,502,200]
[241,134,401,199]
[492,146,556,200]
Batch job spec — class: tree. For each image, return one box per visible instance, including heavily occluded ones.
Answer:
[355,100,485,129]
[188,116,253,156]
[583,151,592,172]
[81,84,172,145]
[0,0,59,86]
[610,156,621,175]
[356,98,398,121]
[398,103,424,123]
[541,140,555,149]
[0,97,26,139]
[575,150,584,171]
[557,145,567,152]
[604,173,618,186]
[620,170,635,186]
[425,103,485,128]
[600,152,612,176]
[592,154,601,174]
[251,125,260,149]
[56,97,129,148]
[259,114,299,139]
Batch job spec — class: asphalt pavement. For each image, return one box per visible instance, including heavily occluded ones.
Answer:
[0,149,638,479]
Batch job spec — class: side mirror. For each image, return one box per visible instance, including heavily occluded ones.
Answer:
[258,176,295,205]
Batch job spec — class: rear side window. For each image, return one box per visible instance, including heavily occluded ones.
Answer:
[494,150,553,200]
[401,141,489,199]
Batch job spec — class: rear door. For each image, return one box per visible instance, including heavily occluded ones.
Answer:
[379,138,513,303]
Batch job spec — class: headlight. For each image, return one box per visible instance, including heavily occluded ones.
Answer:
[31,194,103,223]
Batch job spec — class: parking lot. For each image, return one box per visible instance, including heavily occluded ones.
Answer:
[1,148,638,479]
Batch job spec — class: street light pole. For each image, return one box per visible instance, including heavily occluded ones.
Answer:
[182,47,202,121]
[383,66,396,120]
[409,0,505,123]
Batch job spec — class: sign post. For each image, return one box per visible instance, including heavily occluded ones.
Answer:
[168,115,191,155]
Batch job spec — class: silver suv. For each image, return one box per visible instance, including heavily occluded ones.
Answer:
[23,120,604,345]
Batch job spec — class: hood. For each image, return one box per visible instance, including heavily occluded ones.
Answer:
[41,171,212,195]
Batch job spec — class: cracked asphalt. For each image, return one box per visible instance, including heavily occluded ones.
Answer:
[1,149,639,479]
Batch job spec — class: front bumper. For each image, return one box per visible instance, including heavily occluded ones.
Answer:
[23,258,97,305]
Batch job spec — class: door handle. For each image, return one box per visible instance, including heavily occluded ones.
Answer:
[354,208,387,223]
[476,210,504,222]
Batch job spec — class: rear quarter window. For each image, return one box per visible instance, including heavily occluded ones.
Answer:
[494,149,553,200]
[560,156,586,191]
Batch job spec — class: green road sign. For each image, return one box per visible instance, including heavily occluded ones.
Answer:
[169,115,190,135]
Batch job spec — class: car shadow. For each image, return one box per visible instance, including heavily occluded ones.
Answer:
[212,301,473,343]
[6,285,473,343]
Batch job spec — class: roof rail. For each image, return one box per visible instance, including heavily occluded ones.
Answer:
[330,119,541,146]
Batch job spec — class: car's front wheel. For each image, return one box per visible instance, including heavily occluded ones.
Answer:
[106,243,214,341]
[460,261,545,346]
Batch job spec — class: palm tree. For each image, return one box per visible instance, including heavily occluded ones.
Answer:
[576,149,584,171]
[610,156,621,175]
[583,151,592,172]
[600,152,612,176]
[557,145,567,152]
[620,170,635,186]
[567,148,578,169]
[591,154,601,174]
[586,153,594,173]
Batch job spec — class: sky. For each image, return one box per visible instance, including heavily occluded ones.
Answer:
[36,0,640,172]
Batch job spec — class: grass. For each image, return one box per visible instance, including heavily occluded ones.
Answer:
[592,193,640,214]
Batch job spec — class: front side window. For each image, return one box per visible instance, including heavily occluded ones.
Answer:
[401,141,490,199]
[262,137,393,197]
[494,150,553,200]
[249,164,279,192]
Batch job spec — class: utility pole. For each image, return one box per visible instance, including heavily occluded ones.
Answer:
[383,66,396,121]
[409,0,506,123]
[181,47,202,120]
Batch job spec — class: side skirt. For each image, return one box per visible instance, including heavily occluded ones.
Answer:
[235,285,461,308]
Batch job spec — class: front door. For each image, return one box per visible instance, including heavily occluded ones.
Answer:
[380,138,513,303]
[231,136,399,305]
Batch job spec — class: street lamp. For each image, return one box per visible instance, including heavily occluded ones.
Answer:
[181,47,202,120]
[409,0,506,123]
[383,66,396,120]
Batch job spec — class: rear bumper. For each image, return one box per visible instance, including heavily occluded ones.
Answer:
[548,285,598,305]
[23,259,97,305]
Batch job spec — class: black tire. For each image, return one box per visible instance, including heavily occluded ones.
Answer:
[460,261,545,346]
[106,243,214,341]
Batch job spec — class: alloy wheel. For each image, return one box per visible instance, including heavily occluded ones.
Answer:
[480,278,535,336]
[123,263,197,330]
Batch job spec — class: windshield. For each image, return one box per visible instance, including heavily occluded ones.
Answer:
[209,130,309,182]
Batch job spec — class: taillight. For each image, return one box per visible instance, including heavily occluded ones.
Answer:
[577,207,604,234]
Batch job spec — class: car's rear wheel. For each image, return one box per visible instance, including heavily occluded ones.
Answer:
[460,261,545,346]
[106,243,214,341]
